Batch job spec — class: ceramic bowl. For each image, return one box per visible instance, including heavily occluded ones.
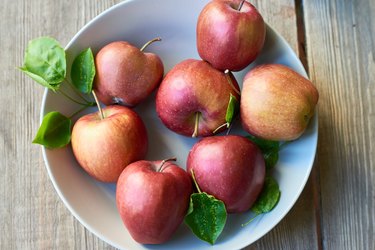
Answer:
[41,0,318,249]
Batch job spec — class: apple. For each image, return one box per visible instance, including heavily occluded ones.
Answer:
[116,158,193,244]
[187,135,265,213]
[71,105,148,182]
[156,59,240,137]
[196,0,266,71]
[94,38,164,107]
[240,64,319,141]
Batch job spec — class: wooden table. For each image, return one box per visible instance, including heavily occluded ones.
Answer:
[1,0,374,249]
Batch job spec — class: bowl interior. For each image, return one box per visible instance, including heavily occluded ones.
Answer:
[41,0,318,249]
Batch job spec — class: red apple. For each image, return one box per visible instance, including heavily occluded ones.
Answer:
[156,59,240,137]
[187,135,265,213]
[197,0,266,71]
[241,64,319,141]
[71,105,148,182]
[94,38,164,107]
[116,158,192,244]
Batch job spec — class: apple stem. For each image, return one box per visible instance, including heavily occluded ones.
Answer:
[140,37,162,52]
[212,123,228,134]
[92,90,104,120]
[237,0,246,11]
[192,112,200,138]
[190,169,202,194]
[224,70,241,96]
[157,157,177,172]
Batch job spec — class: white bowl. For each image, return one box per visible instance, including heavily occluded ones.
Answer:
[41,0,318,249]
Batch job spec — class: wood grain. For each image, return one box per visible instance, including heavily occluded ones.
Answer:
[247,1,319,249]
[1,0,374,249]
[303,0,375,249]
[0,0,120,249]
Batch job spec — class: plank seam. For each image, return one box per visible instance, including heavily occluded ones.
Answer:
[294,1,323,250]
[295,0,309,72]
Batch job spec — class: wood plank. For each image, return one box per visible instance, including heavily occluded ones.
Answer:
[246,1,320,249]
[0,0,319,249]
[254,0,299,52]
[303,0,375,249]
[0,0,120,249]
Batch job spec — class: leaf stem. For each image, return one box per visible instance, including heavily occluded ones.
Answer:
[190,169,202,193]
[241,213,260,227]
[68,104,93,119]
[224,70,241,96]
[157,157,177,172]
[140,37,162,52]
[65,79,92,104]
[92,90,104,120]
[226,122,233,135]
[226,115,239,135]
[192,112,200,138]
[58,89,89,106]
[280,140,292,148]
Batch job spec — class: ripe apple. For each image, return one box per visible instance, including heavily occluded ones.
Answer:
[196,0,266,71]
[116,158,193,244]
[187,135,265,213]
[71,105,148,182]
[241,64,319,141]
[156,59,240,137]
[94,38,164,107]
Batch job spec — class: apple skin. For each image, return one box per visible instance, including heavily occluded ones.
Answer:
[71,105,148,182]
[94,41,164,107]
[156,59,240,137]
[240,64,319,141]
[187,135,265,213]
[197,0,266,71]
[116,159,193,244]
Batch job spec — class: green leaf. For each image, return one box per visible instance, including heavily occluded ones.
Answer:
[247,134,279,152]
[33,111,72,148]
[19,68,60,91]
[247,135,280,170]
[264,151,279,170]
[71,48,96,94]
[21,37,66,90]
[225,93,239,126]
[185,193,227,245]
[251,176,281,215]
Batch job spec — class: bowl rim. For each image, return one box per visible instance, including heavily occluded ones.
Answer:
[39,0,318,249]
